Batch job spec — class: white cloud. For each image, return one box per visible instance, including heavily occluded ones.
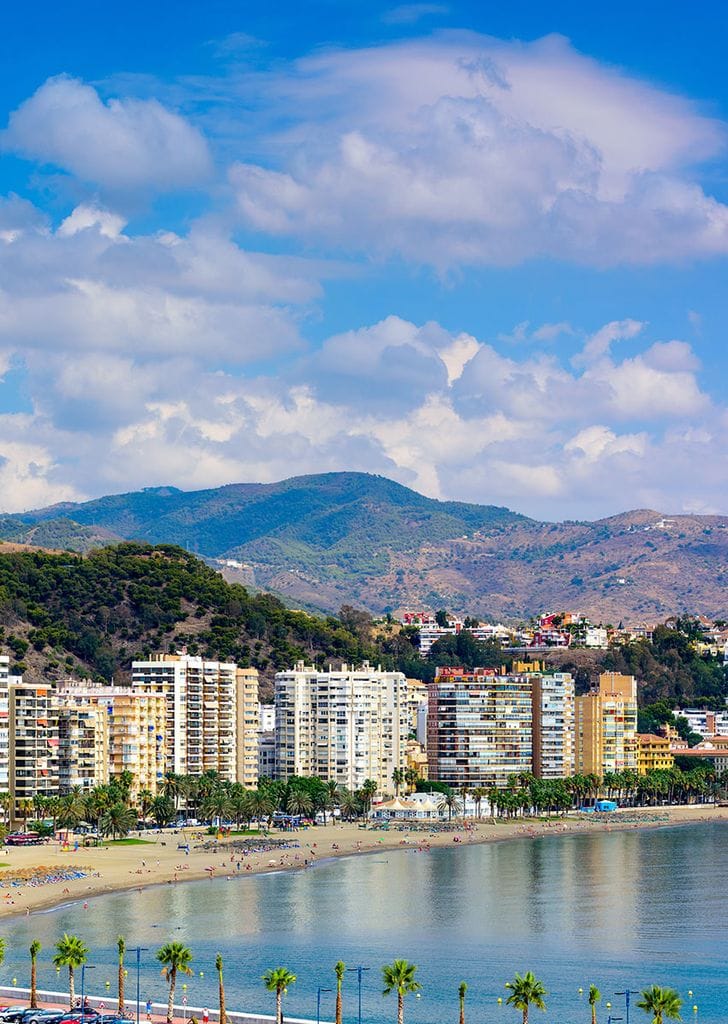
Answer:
[2,75,212,191]
[229,33,728,267]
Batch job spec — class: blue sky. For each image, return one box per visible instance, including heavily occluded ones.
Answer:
[0,0,727,519]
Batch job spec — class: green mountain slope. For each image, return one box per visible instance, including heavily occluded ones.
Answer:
[3,472,727,619]
[0,543,378,692]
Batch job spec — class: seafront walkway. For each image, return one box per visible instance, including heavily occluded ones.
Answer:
[0,987,331,1024]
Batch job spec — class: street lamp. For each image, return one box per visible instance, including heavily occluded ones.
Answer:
[80,965,96,1024]
[130,946,149,1024]
[346,966,370,1024]
[615,990,639,1024]
[316,987,332,1024]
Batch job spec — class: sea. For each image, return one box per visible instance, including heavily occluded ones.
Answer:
[1,822,726,1024]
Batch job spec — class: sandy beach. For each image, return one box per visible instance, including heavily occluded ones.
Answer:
[0,804,725,919]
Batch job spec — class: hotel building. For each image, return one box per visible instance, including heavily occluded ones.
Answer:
[427,668,533,788]
[274,661,409,793]
[575,672,638,775]
[532,672,575,778]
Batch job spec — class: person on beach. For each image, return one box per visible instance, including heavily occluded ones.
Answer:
[146,1000,152,1022]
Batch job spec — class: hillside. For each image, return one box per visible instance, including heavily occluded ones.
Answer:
[0,543,377,696]
[3,473,728,620]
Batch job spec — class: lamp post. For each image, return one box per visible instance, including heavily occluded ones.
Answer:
[316,987,332,1024]
[80,964,96,1024]
[346,966,370,1024]
[130,946,149,1024]
[615,990,639,1024]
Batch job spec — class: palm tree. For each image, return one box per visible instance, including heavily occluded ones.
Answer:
[381,960,421,1024]
[53,933,89,1008]
[636,986,683,1024]
[100,803,137,840]
[437,792,462,822]
[156,942,194,1023]
[458,982,467,1024]
[29,940,41,1009]
[334,962,345,1024]
[262,967,297,1024]
[505,971,547,1024]
[588,985,601,1024]
[117,936,126,1015]
[216,953,227,1024]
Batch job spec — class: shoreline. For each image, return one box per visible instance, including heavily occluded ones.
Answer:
[1,804,726,920]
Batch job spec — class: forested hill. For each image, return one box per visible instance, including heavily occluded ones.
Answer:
[2,471,727,621]
[0,543,722,705]
[0,543,381,692]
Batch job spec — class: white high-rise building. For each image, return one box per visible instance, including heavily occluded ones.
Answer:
[0,655,9,791]
[132,653,236,781]
[132,653,258,785]
[275,661,409,793]
[532,672,575,778]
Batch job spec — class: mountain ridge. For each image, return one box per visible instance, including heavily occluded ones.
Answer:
[3,472,726,621]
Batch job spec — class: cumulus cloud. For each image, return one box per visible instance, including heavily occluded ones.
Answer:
[2,303,724,520]
[2,75,212,191]
[229,32,728,267]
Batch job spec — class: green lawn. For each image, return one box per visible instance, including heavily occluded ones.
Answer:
[103,838,155,846]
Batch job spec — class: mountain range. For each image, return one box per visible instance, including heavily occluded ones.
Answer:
[2,472,726,621]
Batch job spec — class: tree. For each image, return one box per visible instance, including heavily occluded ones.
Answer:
[588,985,601,1024]
[334,961,346,1024]
[156,942,194,1024]
[381,960,421,1024]
[29,940,41,1009]
[437,792,462,822]
[117,936,126,1015]
[0,938,6,973]
[458,982,467,1024]
[636,986,683,1024]
[100,803,137,840]
[435,609,449,627]
[216,953,227,1024]
[505,971,547,1024]
[151,796,176,828]
[392,769,405,797]
[53,933,89,1008]
[263,967,297,1024]
[360,779,378,812]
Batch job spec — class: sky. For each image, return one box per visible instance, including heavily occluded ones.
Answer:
[1,0,727,520]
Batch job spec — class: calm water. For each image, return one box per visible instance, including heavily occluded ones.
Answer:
[2,824,727,1024]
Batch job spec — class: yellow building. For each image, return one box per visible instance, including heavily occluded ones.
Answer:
[236,667,260,788]
[637,733,674,774]
[59,682,166,799]
[575,672,638,776]
[405,738,428,782]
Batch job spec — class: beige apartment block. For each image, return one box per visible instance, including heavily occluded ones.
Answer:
[532,672,575,779]
[58,681,166,798]
[57,693,109,793]
[575,672,638,775]
[236,667,260,788]
[275,661,409,793]
[427,668,533,789]
[132,653,240,782]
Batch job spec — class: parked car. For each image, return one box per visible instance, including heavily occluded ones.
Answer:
[23,1011,69,1024]
[0,1008,32,1023]
[5,832,44,846]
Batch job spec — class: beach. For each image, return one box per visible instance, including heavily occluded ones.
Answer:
[0,804,725,919]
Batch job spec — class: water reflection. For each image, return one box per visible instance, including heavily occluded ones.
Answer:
[1,824,726,1024]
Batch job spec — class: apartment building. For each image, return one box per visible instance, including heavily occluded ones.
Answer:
[575,672,638,775]
[427,667,533,789]
[675,708,728,738]
[0,656,10,791]
[57,681,166,798]
[8,678,59,810]
[637,733,674,774]
[57,693,109,792]
[236,667,260,789]
[275,661,409,793]
[532,672,575,779]
[132,653,244,782]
